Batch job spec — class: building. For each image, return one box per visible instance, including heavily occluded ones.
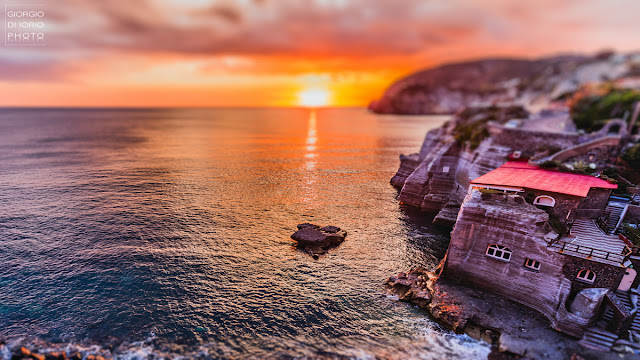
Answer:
[439,161,640,344]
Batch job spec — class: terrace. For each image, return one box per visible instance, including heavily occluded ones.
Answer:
[548,219,630,266]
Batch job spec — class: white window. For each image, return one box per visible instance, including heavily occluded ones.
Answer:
[534,195,556,207]
[524,258,541,271]
[577,269,596,283]
[442,166,450,173]
[486,244,512,262]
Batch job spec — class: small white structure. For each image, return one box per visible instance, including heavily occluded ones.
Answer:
[534,195,556,207]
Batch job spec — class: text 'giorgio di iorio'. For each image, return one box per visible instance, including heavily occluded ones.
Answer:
[5,7,47,45]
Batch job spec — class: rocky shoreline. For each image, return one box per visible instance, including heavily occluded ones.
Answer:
[0,336,215,360]
[385,268,635,359]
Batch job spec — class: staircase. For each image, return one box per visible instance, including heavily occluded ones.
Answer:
[580,290,635,351]
[602,201,628,235]
[565,219,628,263]
[580,327,618,351]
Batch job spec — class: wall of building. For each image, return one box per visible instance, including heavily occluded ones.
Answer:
[625,205,640,224]
[487,122,579,151]
[442,192,578,329]
[577,188,612,219]
[521,189,582,222]
[441,190,614,336]
[562,258,625,300]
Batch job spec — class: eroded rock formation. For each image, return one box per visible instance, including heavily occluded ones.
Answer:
[392,105,586,226]
[291,223,347,257]
[385,268,614,359]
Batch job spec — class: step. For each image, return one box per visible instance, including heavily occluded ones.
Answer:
[581,336,615,350]
[586,328,618,339]
[583,336,616,348]
[579,339,612,352]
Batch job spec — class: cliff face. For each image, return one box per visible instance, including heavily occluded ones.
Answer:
[394,105,582,225]
[441,191,595,337]
[389,52,640,225]
[370,53,639,115]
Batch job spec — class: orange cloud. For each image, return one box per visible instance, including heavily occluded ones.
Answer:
[1,0,639,107]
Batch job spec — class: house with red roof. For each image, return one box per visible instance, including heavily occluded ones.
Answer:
[439,161,639,343]
[470,161,617,221]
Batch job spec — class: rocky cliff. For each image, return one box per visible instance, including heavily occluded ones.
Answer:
[394,105,584,225]
[370,52,640,115]
[389,52,640,225]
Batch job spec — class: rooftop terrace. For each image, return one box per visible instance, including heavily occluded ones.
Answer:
[549,219,629,266]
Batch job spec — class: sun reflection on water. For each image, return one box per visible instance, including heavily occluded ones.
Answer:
[302,110,318,204]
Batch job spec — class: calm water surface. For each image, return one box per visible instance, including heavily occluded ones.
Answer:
[0,108,489,359]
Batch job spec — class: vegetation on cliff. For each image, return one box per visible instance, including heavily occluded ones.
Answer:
[622,143,640,169]
[569,85,640,132]
[452,105,528,149]
[622,224,640,247]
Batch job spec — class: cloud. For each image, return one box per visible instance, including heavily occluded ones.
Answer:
[1,0,639,83]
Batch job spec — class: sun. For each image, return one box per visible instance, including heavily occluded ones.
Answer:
[297,88,331,107]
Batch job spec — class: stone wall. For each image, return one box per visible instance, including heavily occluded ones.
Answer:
[441,190,604,337]
[551,136,622,167]
[521,189,582,222]
[577,188,612,219]
[487,122,579,151]
[625,205,640,224]
[562,258,625,300]
[629,256,640,290]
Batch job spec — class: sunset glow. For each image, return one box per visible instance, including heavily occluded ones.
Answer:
[298,88,331,107]
[1,0,639,107]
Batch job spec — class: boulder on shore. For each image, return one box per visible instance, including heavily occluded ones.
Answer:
[291,223,347,256]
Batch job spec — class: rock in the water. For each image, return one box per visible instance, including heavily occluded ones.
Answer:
[297,223,319,230]
[291,224,347,254]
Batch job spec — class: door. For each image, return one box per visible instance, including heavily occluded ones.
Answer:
[618,268,637,292]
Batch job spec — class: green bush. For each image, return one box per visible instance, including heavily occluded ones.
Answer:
[539,160,561,169]
[622,143,640,169]
[453,105,528,150]
[570,89,640,132]
[454,122,490,150]
[536,145,562,155]
[621,224,640,247]
[572,160,590,174]
[603,167,619,177]
[479,188,503,194]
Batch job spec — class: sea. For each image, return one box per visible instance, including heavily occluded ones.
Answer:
[0,108,490,359]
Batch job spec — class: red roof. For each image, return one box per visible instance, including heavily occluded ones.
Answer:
[470,162,617,197]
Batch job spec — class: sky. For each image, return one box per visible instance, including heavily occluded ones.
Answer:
[1,0,639,107]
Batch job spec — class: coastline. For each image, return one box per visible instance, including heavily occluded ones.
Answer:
[386,268,633,359]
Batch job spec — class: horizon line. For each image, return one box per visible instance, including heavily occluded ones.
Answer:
[0,105,367,110]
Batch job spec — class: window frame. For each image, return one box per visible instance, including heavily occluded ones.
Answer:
[523,258,541,271]
[577,269,596,283]
[485,244,512,262]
